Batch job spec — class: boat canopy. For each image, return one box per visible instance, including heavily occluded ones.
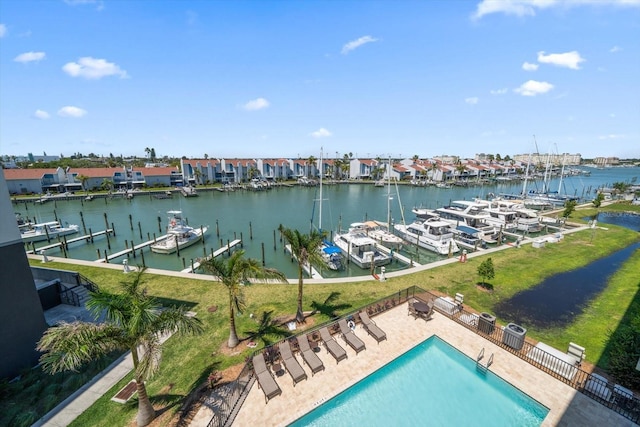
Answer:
[456,225,481,235]
[322,246,342,255]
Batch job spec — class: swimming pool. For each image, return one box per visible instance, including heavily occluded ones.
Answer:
[289,336,549,426]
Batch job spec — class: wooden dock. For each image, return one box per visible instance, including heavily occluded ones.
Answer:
[284,244,323,279]
[180,239,242,273]
[95,234,170,263]
[26,229,114,254]
[375,244,421,267]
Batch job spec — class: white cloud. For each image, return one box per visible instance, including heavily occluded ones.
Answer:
[14,51,46,63]
[341,36,378,55]
[33,110,50,120]
[522,61,538,71]
[58,106,87,118]
[537,51,585,70]
[514,80,554,96]
[243,97,270,111]
[598,134,625,140]
[0,24,6,38]
[310,128,332,138]
[490,88,508,95]
[472,0,640,20]
[64,0,104,11]
[62,57,128,79]
[610,45,622,53]
[465,97,479,105]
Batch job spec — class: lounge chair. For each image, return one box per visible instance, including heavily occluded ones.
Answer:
[252,353,282,403]
[584,373,612,402]
[408,300,418,319]
[338,319,366,354]
[567,342,585,366]
[277,341,308,386]
[298,335,325,375]
[359,311,387,343]
[319,327,348,363]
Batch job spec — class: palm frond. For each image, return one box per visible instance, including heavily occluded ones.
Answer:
[36,322,124,374]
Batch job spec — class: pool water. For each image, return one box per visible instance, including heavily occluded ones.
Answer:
[289,336,549,426]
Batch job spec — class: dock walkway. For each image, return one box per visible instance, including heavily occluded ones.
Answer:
[26,229,114,254]
[95,235,170,263]
[181,239,242,273]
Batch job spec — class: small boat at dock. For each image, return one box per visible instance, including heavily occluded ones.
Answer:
[21,221,80,243]
[150,211,207,254]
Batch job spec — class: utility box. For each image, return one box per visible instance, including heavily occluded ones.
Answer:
[478,312,496,335]
[503,323,527,350]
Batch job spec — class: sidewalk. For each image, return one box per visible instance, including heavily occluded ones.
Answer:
[33,351,134,427]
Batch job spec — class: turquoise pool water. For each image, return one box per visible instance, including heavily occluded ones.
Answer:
[289,336,549,426]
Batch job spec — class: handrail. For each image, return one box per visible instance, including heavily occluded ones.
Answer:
[207,285,640,425]
[477,348,484,362]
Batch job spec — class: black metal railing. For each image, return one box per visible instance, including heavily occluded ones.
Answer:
[207,285,639,425]
[59,285,80,307]
[78,273,99,292]
[426,290,640,424]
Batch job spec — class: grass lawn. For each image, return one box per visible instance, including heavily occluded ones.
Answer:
[10,202,640,427]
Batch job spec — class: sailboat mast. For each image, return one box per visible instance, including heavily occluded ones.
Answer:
[319,147,323,230]
[522,152,531,197]
[558,152,566,194]
[387,156,392,230]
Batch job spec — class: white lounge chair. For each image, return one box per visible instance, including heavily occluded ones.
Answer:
[584,373,612,402]
[567,342,585,366]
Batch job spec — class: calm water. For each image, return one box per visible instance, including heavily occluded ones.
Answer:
[494,211,640,328]
[13,167,639,278]
[289,336,548,426]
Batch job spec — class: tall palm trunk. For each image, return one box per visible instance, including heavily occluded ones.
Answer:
[131,347,156,426]
[296,265,304,323]
[228,288,240,348]
[136,378,156,426]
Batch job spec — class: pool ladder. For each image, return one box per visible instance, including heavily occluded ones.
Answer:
[476,348,494,374]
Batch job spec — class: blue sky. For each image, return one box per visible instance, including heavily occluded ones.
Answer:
[1,0,639,160]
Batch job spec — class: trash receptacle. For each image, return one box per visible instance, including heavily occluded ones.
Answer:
[478,312,496,335]
[502,323,527,350]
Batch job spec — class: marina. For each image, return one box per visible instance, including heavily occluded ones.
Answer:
[11,166,638,279]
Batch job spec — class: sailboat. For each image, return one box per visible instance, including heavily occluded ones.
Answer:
[313,148,344,271]
[364,157,404,250]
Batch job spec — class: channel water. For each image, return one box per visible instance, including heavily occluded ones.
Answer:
[494,211,640,328]
[13,167,639,279]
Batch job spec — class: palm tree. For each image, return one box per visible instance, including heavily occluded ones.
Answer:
[306,155,317,178]
[278,226,324,323]
[199,250,287,347]
[76,174,90,194]
[36,269,203,427]
[244,310,291,347]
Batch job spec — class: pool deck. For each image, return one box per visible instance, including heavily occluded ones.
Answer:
[191,302,635,427]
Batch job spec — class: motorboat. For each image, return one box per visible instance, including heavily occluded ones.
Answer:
[333,223,392,269]
[150,211,207,254]
[320,241,343,271]
[20,221,80,243]
[362,220,404,250]
[394,218,460,256]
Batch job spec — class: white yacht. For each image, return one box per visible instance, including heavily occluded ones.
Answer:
[333,223,392,269]
[21,221,79,243]
[394,218,460,256]
[151,211,207,254]
[362,220,404,250]
[434,200,492,230]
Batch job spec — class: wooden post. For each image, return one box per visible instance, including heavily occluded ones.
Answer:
[105,251,109,263]
[104,212,109,230]
[106,229,111,250]
[44,225,51,243]
[273,229,276,250]
[138,221,142,239]
[201,226,205,245]
[227,239,231,254]
[216,219,219,237]
[175,235,180,257]
[158,216,162,233]
[97,248,101,259]
[140,249,146,267]
[125,240,129,249]
[182,257,186,269]
[191,258,195,273]
[131,240,136,258]
[80,211,87,234]
[54,210,58,221]
[261,242,265,266]
[249,221,253,240]
[129,214,133,230]
[89,227,94,243]
[111,223,116,236]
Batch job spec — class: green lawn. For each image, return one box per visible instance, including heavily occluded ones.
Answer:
[9,202,640,427]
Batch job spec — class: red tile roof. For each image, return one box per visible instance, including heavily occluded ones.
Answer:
[2,168,57,180]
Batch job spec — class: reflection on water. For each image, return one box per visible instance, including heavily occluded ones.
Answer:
[494,212,640,328]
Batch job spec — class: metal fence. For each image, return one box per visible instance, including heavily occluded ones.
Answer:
[207,285,639,426]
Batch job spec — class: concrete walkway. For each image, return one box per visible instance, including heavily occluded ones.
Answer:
[33,351,135,427]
